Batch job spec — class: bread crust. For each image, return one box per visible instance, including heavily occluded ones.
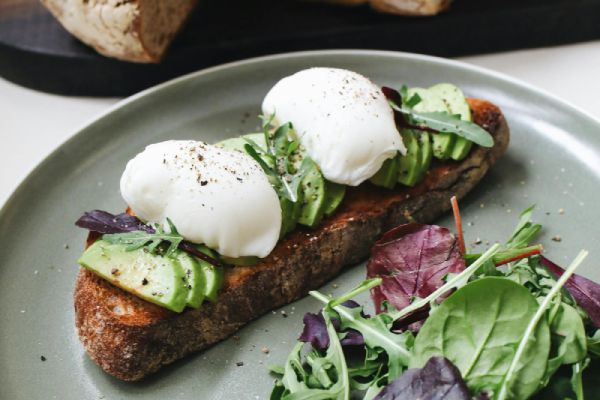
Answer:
[74,98,509,380]
[316,0,451,16]
[40,0,197,63]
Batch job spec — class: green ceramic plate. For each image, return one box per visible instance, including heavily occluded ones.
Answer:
[2,50,600,399]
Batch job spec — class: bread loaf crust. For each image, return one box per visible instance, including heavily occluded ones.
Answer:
[41,0,197,63]
[74,98,509,380]
[315,0,451,16]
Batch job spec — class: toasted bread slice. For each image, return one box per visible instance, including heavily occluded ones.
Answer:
[75,98,509,381]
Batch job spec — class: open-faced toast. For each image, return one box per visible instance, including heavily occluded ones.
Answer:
[75,98,509,381]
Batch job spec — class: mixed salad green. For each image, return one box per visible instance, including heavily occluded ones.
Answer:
[270,203,600,400]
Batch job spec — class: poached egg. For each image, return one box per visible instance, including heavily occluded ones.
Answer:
[262,68,405,186]
[120,140,282,258]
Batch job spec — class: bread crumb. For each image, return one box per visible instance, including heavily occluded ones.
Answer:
[552,235,562,242]
[261,346,270,354]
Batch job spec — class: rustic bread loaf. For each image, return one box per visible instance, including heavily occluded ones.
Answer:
[41,0,197,63]
[75,98,509,381]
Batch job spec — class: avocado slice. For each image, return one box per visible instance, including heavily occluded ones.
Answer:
[194,245,224,303]
[323,180,346,216]
[408,87,455,160]
[216,133,266,152]
[298,158,326,228]
[79,240,189,313]
[278,185,305,237]
[176,251,205,309]
[200,260,223,303]
[370,156,400,189]
[397,129,423,187]
[417,131,433,182]
[429,83,473,161]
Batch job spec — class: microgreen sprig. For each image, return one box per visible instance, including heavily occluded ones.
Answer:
[243,115,309,203]
[102,218,183,257]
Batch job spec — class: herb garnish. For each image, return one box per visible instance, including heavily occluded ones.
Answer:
[103,218,182,257]
[382,86,494,148]
[270,202,596,400]
[242,115,308,203]
[75,210,221,266]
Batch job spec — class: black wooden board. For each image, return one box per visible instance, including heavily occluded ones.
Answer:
[1,0,600,96]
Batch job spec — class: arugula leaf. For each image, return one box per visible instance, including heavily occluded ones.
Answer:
[570,358,589,400]
[388,102,494,148]
[311,291,413,381]
[271,313,351,400]
[102,218,183,257]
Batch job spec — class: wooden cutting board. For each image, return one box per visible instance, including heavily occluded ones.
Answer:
[1,0,600,96]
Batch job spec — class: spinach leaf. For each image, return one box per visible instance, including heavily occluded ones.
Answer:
[496,250,589,400]
[411,277,551,399]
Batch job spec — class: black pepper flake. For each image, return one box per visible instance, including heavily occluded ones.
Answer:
[111,268,119,276]
[40,356,46,362]
[142,278,149,286]
[200,180,208,186]
[236,361,244,367]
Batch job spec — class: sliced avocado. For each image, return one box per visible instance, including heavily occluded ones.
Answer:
[176,251,205,309]
[417,131,433,182]
[408,87,455,160]
[216,133,266,152]
[195,245,224,303]
[370,156,400,189]
[429,83,473,161]
[279,186,305,237]
[323,180,346,216]
[298,158,326,228]
[201,261,223,303]
[79,240,189,313]
[397,130,423,187]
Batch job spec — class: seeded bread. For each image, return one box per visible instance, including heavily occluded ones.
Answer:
[40,0,197,63]
[74,98,509,380]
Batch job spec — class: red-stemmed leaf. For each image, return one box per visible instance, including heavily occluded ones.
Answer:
[367,224,465,314]
[541,255,600,327]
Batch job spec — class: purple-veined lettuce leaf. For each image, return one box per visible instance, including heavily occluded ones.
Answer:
[299,300,365,350]
[374,356,470,400]
[541,255,600,327]
[367,223,465,314]
[75,210,154,234]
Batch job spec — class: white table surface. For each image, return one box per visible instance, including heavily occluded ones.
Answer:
[2,41,600,208]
